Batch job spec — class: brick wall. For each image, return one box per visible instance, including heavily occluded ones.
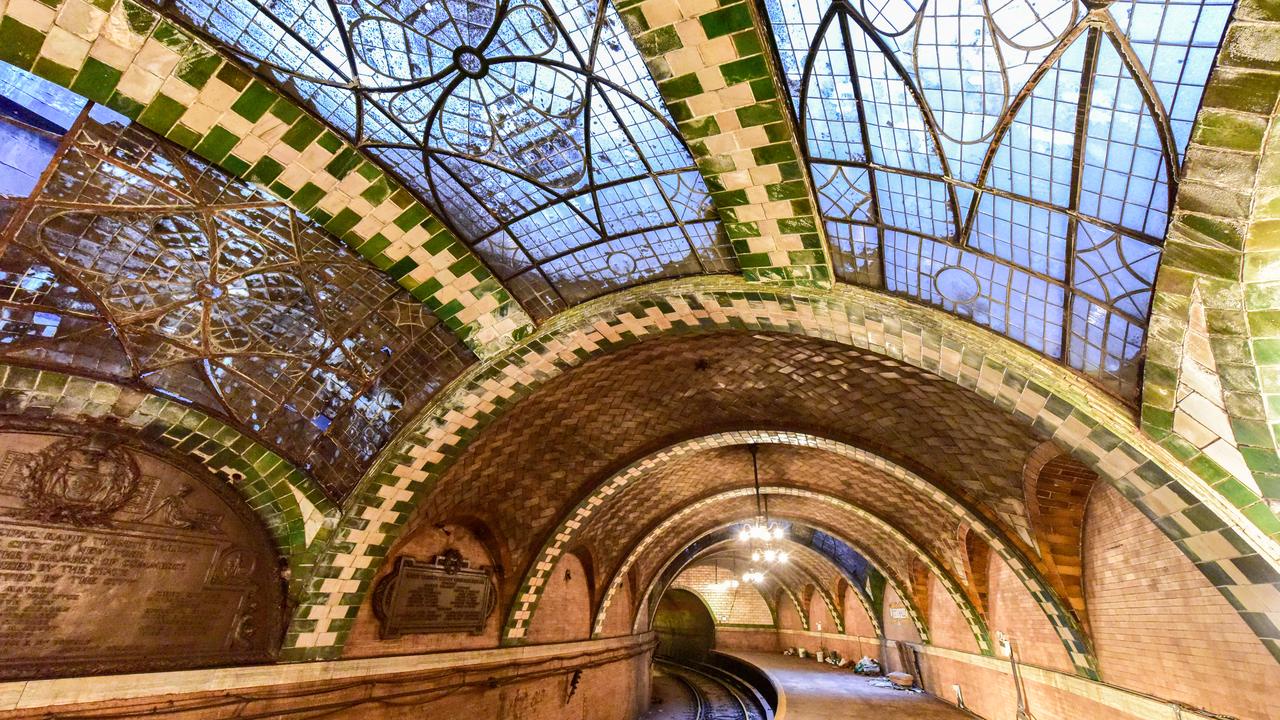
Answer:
[927,574,980,654]
[807,589,837,634]
[986,552,1073,673]
[673,565,775,625]
[1084,483,1280,719]
[524,553,593,644]
[842,586,878,638]
[777,590,804,630]
[883,585,922,644]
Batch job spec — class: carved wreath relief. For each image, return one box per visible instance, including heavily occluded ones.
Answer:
[0,428,283,679]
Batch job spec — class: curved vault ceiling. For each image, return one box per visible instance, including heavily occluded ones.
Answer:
[0,0,1228,405]
[763,0,1230,398]
[418,330,1046,574]
[0,67,474,499]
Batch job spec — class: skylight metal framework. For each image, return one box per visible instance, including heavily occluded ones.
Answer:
[153,0,736,319]
[762,0,1232,400]
[0,67,475,499]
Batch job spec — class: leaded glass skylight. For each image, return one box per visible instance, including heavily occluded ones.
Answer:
[153,0,736,319]
[763,0,1231,400]
[0,64,474,499]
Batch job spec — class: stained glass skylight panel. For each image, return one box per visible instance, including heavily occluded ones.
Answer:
[0,64,475,499]
[155,0,735,319]
[762,0,1232,400]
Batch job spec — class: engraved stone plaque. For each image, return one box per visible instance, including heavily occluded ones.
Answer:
[373,550,496,638]
[0,428,284,679]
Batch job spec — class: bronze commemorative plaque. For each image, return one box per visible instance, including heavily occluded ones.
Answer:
[0,428,284,679]
[373,550,495,638]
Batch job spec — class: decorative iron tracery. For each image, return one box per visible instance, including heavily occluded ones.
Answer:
[151,0,737,319]
[0,71,476,500]
[762,0,1232,400]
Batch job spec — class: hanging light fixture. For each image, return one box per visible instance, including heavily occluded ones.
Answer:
[737,444,788,553]
[737,444,789,583]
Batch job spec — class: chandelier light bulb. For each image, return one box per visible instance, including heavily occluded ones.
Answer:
[764,549,777,562]
[751,550,761,562]
[778,551,790,563]
[772,526,784,540]
[738,528,751,542]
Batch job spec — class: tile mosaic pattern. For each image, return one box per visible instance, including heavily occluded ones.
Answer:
[503,431,1091,673]
[297,277,1279,665]
[0,363,337,588]
[625,492,934,643]
[618,0,833,286]
[1144,0,1280,506]
[0,0,531,356]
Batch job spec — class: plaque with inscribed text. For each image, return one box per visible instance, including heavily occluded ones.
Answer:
[373,552,495,638]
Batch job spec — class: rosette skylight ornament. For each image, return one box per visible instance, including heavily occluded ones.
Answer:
[763,0,1231,400]
[160,0,735,318]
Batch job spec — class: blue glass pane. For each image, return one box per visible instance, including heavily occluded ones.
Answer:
[763,0,1226,400]
[845,17,944,174]
[1079,39,1170,238]
[1072,221,1159,319]
[885,231,1065,357]
[875,171,952,238]
[986,34,1085,208]
[0,63,88,197]
[813,162,874,221]
[165,0,729,317]
[825,221,880,287]
[970,194,1069,280]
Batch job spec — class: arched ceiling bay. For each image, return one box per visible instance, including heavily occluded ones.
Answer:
[418,330,1048,572]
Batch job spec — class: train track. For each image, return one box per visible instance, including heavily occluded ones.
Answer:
[653,660,767,720]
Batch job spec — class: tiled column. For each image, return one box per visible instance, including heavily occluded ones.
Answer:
[1145,0,1280,508]
[619,0,833,286]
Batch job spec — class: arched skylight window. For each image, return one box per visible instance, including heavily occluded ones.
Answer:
[155,0,736,318]
[0,63,474,499]
[763,0,1231,400]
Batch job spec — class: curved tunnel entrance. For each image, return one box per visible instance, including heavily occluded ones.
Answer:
[653,588,716,663]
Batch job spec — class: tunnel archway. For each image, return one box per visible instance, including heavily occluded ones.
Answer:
[653,588,716,663]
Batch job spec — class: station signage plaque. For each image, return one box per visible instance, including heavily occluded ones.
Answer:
[372,550,495,638]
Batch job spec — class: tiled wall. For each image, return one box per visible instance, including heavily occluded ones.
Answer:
[1084,483,1280,719]
[673,564,775,626]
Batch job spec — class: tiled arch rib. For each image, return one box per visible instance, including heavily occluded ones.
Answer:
[504,431,1092,673]
[618,0,833,285]
[1144,0,1280,502]
[0,0,530,355]
[633,504,931,644]
[0,364,337,586]
[294,276,1279,662]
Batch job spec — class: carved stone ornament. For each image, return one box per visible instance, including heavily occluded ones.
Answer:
[21,432,140,526]
[372,551,496,639]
